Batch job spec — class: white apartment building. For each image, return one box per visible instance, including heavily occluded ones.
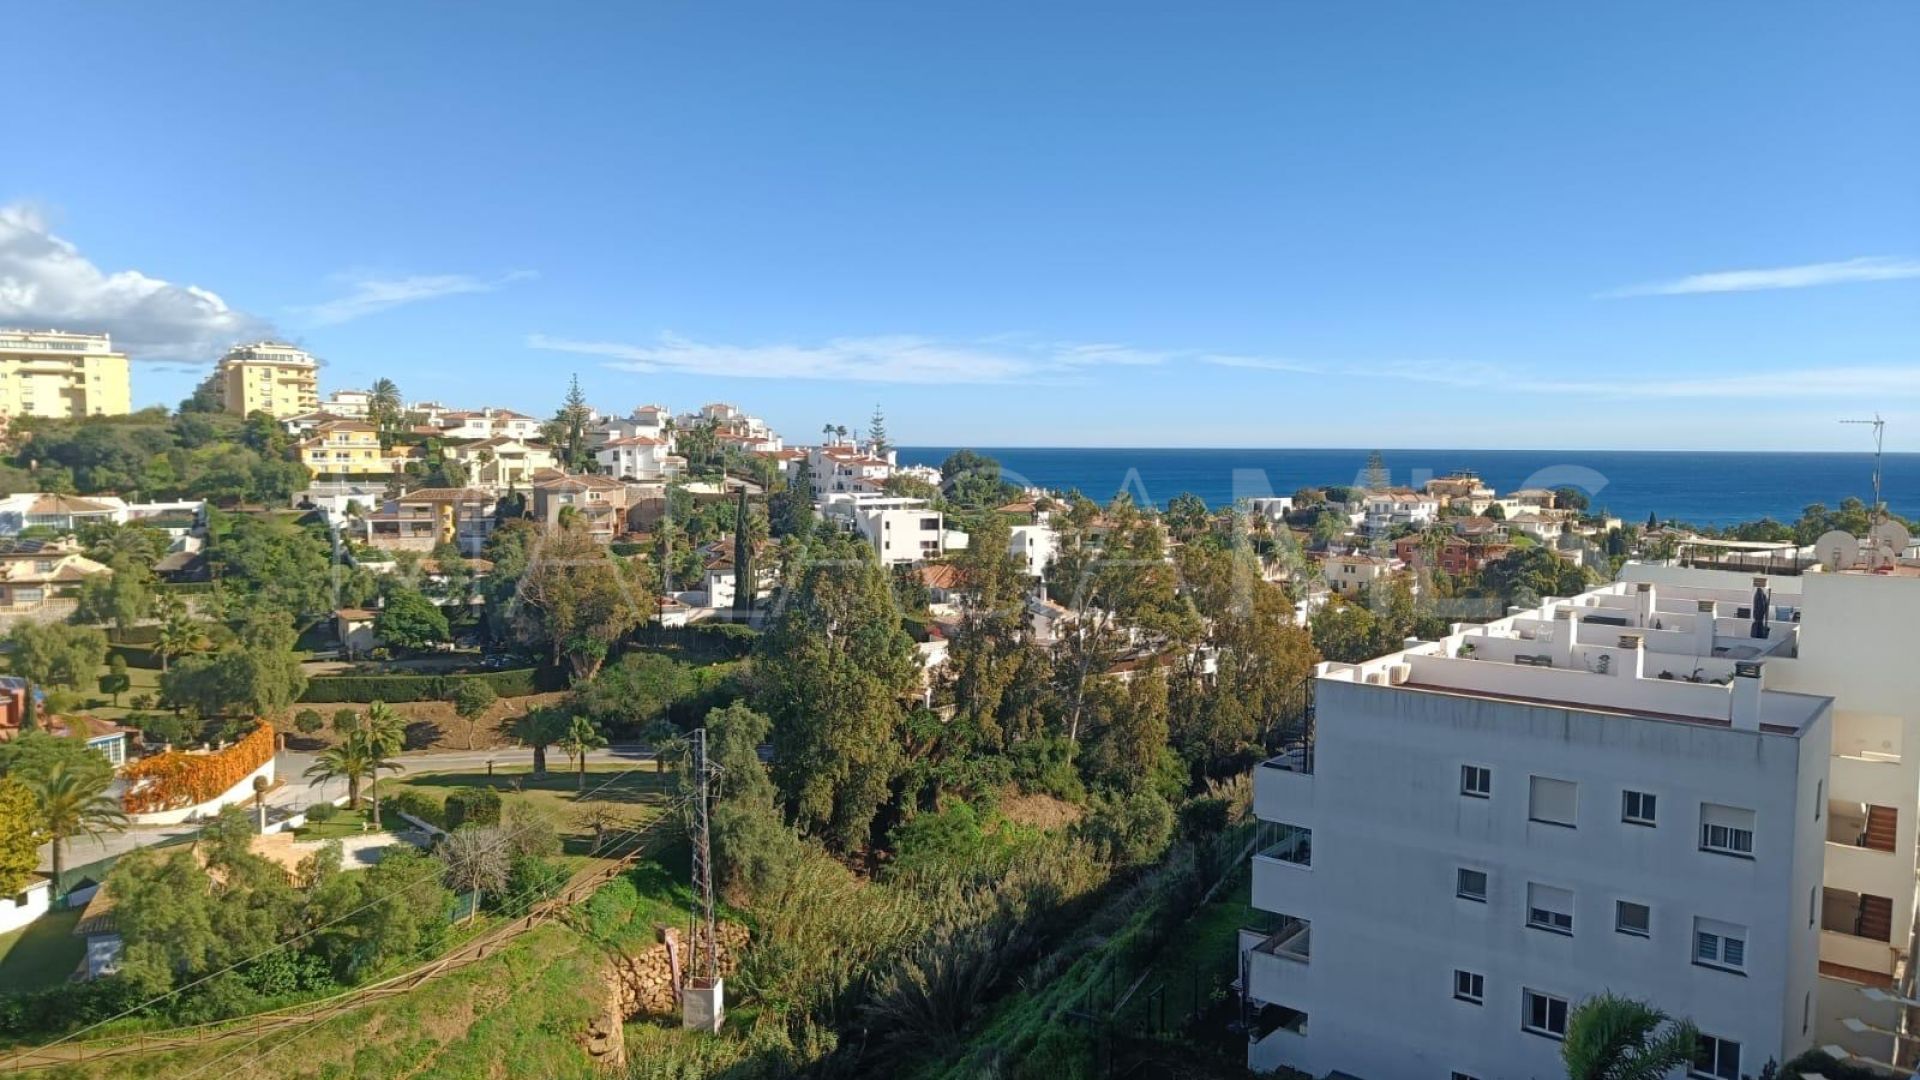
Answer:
[437,408,542,442]
[1361,489,1440,535]
[1246,578,1831,1079]
[319,389,373,419]
[0,329,132,419]
[597,435,681,481]
[807,444,895,498]
[594,405,674,448]
[1009,522,1056,579]
[822,493,950,566]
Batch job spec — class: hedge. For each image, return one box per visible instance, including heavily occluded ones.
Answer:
[297,666,557,704]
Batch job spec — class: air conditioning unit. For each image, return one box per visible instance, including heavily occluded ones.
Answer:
[1387,663,1412,685]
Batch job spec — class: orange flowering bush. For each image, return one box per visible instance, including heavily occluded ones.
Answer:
[122,722,275,814]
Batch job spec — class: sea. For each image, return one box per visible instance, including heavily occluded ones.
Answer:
[894,447,1919,529]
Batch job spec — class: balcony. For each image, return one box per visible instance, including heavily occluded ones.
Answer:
[1253,848,1315,917]
[1256,750,1315,826]
[1242,917,1315,1015]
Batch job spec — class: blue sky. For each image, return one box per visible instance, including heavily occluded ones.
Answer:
[4,2,1916,450]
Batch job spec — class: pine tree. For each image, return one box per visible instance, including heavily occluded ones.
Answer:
[732,486,755,623]
[1364,450,1390,491]
[867,404,890,456]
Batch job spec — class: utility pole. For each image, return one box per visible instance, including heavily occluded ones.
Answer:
[1841,415,1887,522]
[681,727,724,1031]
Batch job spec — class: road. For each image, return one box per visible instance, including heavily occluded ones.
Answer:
[36,744,654,878]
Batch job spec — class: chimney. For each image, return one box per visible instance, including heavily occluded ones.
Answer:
[1554,608,1578,667]
[1731,661,1764,731]
[1635,581,1656,626]
[1694,598,1717,656]
[1617,633,1646,678]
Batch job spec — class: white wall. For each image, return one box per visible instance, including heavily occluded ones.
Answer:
[0,877,50,935]
[1247,677,1826,1079]
[126,757,277,826]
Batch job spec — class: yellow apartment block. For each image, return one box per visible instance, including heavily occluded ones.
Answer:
[0,329,133,419]
[299,420,388,476]
[207,341,320,418]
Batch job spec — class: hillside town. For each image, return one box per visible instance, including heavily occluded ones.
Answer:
[0,329,1914,1080]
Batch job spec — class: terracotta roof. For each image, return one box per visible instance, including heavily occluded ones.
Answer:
[335,607,379,620]
[915,563,965,591]
[73,883,118,937]
[603,435,666,448]
[27,494,115,515]
[396,487,496,502]
[534,473,623,491]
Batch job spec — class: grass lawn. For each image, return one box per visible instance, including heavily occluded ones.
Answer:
[290,811,385,841]
[0,907,84,996]
[385,763,674,851]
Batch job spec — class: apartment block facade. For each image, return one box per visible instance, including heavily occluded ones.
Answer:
[1245,578,1841,1079]
[208,342,320,418]
[0,330,132,419]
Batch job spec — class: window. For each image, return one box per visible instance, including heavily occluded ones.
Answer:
[1616,900,1650,937]
[1693,918,1746,971]
[1457,868,1488,903]
[1461,765,1491,799]
[1264,823,1311,867]
[1523,989,1569,1039]
[1622,790,1657,826]
[1529,776,1578,827]
[1815,780,1823,821]
[1691,1034,1740,1080]
[1700,804,1755,857]
[1527,884,1574,935]
[1453,969,1484,1005]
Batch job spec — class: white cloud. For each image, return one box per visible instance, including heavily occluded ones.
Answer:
[0,202,271,361]
[1602,256,1920,298]
[525,332,1169,384]
[299,270,535,326]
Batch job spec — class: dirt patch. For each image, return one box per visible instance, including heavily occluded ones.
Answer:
[269,691,572,752]
[999,789,1085,830]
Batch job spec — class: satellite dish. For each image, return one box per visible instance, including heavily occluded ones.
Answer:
[1815,530,1859,571]
[1870,521,1912,559]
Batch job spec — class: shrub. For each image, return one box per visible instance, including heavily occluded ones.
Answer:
[306,801,339,823]
[494,855,567,916]
[384,789,446,828]
[443,787,502,830]
[292,709,325,735]
[297,668,549,704]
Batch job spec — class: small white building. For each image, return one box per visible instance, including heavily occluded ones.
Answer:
[1362,489,1440,535]
[823,493,949,566]
[0,875,51,935]
[1009,523,1057,579]
[1321,550,1397,598]
[596,436,679,481]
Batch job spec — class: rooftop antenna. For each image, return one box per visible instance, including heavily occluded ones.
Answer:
[1841,415,1886,523]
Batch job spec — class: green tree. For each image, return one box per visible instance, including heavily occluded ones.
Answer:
[374,589,451,652]
[350,845,450,970]
[1310,597,1383,664]
[7,622,110,691]
[543,374,596,472]
[369,378,403,443]
[511,705,572,778]
[560,714,608,791]
[24,761,128,889]
[153,594,207,673]
[0,778,48,897]
[1561,993,1699,1080]
[572,652,694,734]
[513,518,644,680]
[303,730,386,810]
[867,404,890,456]
[293,708,326,736]
[1363,449,1390,491]
[98,653,131,706]
[756,533,920,852]
[360,702,407,823]
[71,557,152,641]
[770,461,816,539]
[702,701,800,902]
[447,680,498,750]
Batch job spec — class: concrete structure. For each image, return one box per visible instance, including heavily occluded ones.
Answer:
[822,493,950,566]
[1245,579,1832,1079]
[0,330,131,418]
[207,342,320,418]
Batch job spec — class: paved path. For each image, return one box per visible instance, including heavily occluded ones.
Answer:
[36,744,653,877]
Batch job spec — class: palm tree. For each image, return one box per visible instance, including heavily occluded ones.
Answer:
[304,731,396,817]
[153,597,203,674]
[510,707,573,778]
[370,378,403,438]
[26,763,128,891]
[1561,993,1699,1080]
[362,702,407,824]
[560,715,608,791]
